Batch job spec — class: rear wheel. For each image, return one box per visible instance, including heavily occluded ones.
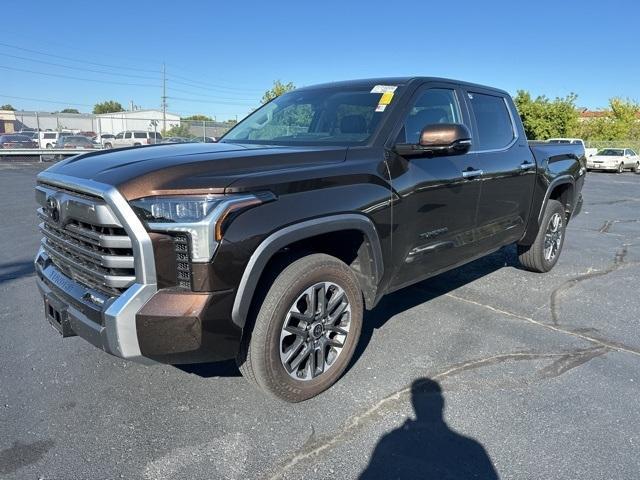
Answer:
[518,199,566,273]
[104,143,112,149]
[634,162,640,173]
[237,253,363,402]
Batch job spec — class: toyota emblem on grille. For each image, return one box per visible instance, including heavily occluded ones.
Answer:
[46,195,60,223]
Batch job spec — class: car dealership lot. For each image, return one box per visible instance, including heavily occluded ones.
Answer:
[1,164,639,479]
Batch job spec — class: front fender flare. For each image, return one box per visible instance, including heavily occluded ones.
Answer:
[231,214,383,329]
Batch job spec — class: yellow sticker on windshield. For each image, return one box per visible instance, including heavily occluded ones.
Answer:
[379,91,394,105]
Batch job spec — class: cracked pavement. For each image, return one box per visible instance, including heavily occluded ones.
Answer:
[1,164,639,479]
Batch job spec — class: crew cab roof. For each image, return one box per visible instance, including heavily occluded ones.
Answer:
[295,77,510,96]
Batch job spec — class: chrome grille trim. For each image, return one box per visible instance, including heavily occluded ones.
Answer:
[35,171,157,362]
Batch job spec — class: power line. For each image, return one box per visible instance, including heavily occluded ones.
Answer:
[0,52,160,81]
[167,96,256,106]
[166,86,256,102]
[167,74,263,94]
[0,41,159,74]
[0,94,93,107]
[0,64,161,88]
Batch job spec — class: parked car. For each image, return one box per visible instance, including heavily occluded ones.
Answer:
[95,134,116,148]
[39,131,73,149]
[76,131,97,138]
[0,134,37,148]
[190,136,217,143]
[34,76,586,402]
[55,135,100,149]
[19,131,40,146]
[161,136,191,143]
[548,138,598,158]
[587,148,640,173]
[111,130,162,147]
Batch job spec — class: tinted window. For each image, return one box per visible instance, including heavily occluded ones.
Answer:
[43,133,56,139]
[149,132,162,139]
[398,88,461,144]
[629,150,637,156]
[115,133,124,139]
[598,149,623,156]
[222,86,395,146]
[134,132,147,138]
[468,92,515,150]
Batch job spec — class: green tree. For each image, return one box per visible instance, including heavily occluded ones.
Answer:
[1,104,16,111]
[163,124,193,138]
[60,108,80,114]
[261,80,295,104]
[93,101,124,114]
[182,114,212,121]
[513,90,579,140]
[577,98,640,141]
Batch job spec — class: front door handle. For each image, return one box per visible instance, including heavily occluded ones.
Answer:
[520,161,536,170]
[462,169,483,179]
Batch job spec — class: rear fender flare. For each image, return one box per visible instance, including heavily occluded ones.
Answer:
[537,175,575,224]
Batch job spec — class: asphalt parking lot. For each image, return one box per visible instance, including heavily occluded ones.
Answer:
[1,163,639,480]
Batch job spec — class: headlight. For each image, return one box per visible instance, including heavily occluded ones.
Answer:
[130,194,264,262]
[131,196,222,223]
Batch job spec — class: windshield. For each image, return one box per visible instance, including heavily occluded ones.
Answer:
[598,149,623,156]
[221,86,399,146]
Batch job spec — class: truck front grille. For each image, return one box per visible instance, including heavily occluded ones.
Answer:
[36,184,136,297]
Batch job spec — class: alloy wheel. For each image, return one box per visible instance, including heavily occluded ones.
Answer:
[544,212,563,261]
[279,282,351,381]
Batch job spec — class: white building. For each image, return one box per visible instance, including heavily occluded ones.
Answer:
[96,110,180,135]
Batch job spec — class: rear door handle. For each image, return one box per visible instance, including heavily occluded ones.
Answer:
[520,161,536,170]
[462,169,483,179]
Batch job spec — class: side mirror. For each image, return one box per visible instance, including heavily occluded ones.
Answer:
[395,123,472,157]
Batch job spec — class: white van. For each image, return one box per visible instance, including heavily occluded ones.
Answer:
[38,131,73,148]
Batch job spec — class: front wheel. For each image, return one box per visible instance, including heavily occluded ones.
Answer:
[617,162,624,174]
[518,199,566,273]
[634,162,640,173]
[237,253,363,402]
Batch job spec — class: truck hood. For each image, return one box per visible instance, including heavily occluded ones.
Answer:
[43,142,348,200]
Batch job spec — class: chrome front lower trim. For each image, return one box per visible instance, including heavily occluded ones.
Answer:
[35,171,158,363]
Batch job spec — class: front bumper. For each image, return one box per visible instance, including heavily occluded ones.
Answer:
[35,248,241,365]
[35,247,157,364]
[587,162,618,171]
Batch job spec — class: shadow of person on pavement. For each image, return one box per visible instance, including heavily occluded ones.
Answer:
[359,378,499,480]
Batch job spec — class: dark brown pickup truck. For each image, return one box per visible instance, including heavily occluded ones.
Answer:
[34,77,586,401]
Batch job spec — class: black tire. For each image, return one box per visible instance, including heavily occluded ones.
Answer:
[634,162,640,174]
[104,143,112,149]
[237,253,363,402]
[517,199,566,273]
[617,162,624,174]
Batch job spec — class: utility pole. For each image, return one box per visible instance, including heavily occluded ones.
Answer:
[161,63,167,133]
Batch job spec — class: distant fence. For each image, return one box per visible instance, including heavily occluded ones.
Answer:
[2,111,236,139]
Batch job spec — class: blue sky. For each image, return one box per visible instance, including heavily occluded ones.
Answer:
[1,0,638,119]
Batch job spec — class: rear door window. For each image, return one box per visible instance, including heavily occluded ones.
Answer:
[134,132,146,138]
[124,132,132,139]
[467,92,515,150]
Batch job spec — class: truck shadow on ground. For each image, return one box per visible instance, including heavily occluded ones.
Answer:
[358,378,499,479]
[351,244,519,366]
[177,245,518,379]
